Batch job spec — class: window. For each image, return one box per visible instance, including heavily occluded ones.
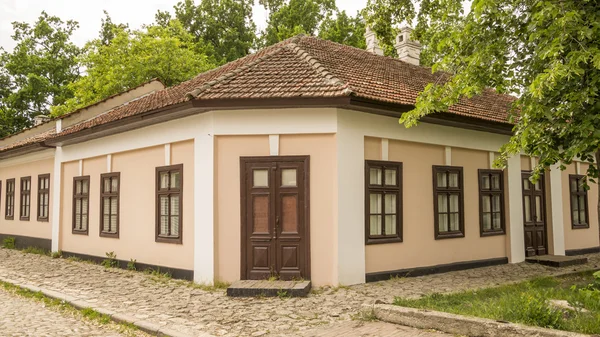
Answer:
[478,169,505,236]
[365,160,402,244]
[5,179,14,220]
[73,176,90,234]
[569,175,589,229]
[433,166,464,239]
[156,165,183,244]
[100,173,120,238]
[37,174,50,222]
[20,177,31,221]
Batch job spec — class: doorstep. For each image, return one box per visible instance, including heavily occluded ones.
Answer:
[525,255,588,268]
[226,280,311,297]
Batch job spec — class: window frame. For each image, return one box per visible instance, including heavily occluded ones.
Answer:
[432,165,465,240]
[155,164,183,244]
[100,172,120,238]
[20,176,31,221]
[72,176,90,235]
[364,160,403,245]
[5,178,15,220]
[569,174,589,229]
[478,169,506,236]
[37,174,51,222]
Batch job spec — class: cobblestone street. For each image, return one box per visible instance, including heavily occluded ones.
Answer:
[0,248,598,336]
[0,286,149,337]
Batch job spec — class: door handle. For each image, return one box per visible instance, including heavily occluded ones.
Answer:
[273,216,280,239]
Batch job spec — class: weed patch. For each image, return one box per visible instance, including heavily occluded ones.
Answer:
[393,271,600,334]
[2,237,15,249]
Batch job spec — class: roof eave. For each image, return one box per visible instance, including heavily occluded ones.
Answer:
[0,142,54,160]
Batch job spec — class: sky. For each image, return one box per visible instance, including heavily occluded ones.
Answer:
[0,0,368,52]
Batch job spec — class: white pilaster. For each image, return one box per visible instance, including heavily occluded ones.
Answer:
[445,146,452,166]
[549,164,566,255]
[164,144,171,166]
[78,160,83,176]
[336,110,365,285]
[507,154,525,263]
[193,114,215,284]
[51,147,63,252]
[381,138,389,160]
[489,152,495,169]
[106,154,112,173]
[576,162,581,175]
[269,135,279,156]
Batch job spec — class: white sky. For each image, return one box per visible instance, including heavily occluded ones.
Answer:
[0,0,368,52]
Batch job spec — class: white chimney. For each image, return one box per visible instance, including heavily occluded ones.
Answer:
[33,115,51,126]
[365,26,384,56]
[395,26,421,65]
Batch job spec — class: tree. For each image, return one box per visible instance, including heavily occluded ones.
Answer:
[51,20,215,116]
[318,10,367,49]
[364,1,600,210]
[98,11,129,46]
[0,11,80,132]
[260,0,336,46]
[157,0,256,64]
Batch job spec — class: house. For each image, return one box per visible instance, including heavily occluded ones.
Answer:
[0,30,598,286]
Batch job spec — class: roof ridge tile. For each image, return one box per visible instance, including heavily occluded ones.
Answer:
[284,40,353,96]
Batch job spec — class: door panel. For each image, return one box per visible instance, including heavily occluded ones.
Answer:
[522,172,547,257]
[241,156,310,281]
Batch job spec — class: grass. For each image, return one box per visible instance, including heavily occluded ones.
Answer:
[2,236,15,249]
[22,246,50,256]
[0,281,139,335]
[393,271,600,334]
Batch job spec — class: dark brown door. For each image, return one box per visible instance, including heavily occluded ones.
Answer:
[240,156,310,280]
[522,172,547,256]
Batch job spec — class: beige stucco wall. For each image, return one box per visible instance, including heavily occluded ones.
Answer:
[60,141,194,270]
[214,134,337,286]
[562,163,600,250]
[365,139,507,273]
[0,158,53,239]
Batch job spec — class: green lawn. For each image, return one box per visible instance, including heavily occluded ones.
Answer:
[393,271,600,335]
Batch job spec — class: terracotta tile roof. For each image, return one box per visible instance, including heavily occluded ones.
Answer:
[1,35,516,154]
[0,129,56,153]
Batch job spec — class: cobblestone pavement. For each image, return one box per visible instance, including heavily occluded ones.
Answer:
[272,321,449,336]
[0,285,149,337]
[0,248,598,337]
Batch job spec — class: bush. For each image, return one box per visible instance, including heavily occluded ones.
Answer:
[127,259,136,271]
[101,251,119,268]
[2,237,16,249]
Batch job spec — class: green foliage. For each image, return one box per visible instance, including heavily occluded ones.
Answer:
[318,10,366,49]
[51,250,62,259]
[2,237,15,249]
[127,259,137,271]
[365,0,600,188]
[22,246,49,256]
[260,0,336,46]
[81,307,112,324]
[51,20,215,117]
[101,251,119,268]
[277,289,290,298]
[393,272,600,334]
[158,0,256,64]
[0,11,80,136]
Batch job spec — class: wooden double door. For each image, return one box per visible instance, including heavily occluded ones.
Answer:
[240,156,310,280]
[522,172,547,257]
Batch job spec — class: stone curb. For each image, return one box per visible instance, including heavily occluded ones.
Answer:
[366,304,591,337]
[0,276,211,337]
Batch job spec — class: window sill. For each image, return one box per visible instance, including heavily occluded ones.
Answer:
[100,232,119,239]
[480,230,505,237]
[5,216,14,221]
[435,232,465,240]
[37,218,49,222]
[72,229,88,235]
[20,217,30,221]
[156,235,182,244]
[366,236,402,245]
[572,224,590,230]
